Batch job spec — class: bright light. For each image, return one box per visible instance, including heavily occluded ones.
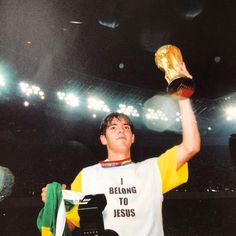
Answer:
[19,82,45,100]
[69,21,83,25]
[57,91,66,100]
[175,112,182,122]
[145,108,168,121]
[117,104,140,117]
[0,62,13,89]
[57,91,80,107]
[143,95,179,132]
[87,97,110,112]
[66,94,79,107]
[0,74,6,87]
[23,101,30,107]
[225,106,236,121]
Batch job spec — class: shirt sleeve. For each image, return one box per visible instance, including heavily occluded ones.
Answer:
[65,171,83,227]
[157,146,188,194]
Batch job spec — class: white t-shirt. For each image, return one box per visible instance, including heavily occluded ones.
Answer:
[82,158,163,236]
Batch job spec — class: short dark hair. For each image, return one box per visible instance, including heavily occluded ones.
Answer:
[100,112,134,135]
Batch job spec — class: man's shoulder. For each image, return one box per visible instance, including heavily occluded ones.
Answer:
[82,162,100,172]
[135,157,157,167]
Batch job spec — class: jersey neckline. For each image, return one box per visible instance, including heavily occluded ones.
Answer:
[99,157,133,168]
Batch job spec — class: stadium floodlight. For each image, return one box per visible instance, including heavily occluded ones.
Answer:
[57,91,79,107]
[19,82,45,100]
[87,97,110,113]
[23,101,30,107]
[144,108,168,121]
[175,112,182,122]
[142,94,181,132]
[0,61,13,90]
[117,104,140,117]
[225,105,236,121]
[0,74,6,87]
[57,91,66,100]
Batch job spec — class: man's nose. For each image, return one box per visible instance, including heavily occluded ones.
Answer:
[117,126,125,133]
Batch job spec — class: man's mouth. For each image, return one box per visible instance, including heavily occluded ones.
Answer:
[117,136,126,140]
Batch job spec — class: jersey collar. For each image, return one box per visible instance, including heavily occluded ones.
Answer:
[99,157,133,168]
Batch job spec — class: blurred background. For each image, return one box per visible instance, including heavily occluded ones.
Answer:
[0,0,236,235]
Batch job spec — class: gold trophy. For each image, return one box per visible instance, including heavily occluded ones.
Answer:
[155,44,195,99]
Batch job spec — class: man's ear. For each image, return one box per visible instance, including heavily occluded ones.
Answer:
[132,134,135,144]
[100,135,107,145]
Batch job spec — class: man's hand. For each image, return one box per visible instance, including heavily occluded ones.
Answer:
[41,183,67,203]
[41,184,48,203]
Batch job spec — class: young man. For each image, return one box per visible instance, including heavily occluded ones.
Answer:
[41,64,200,235]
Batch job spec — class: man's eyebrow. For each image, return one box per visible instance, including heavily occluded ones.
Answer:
[107,123,118,127]
[107,121,130,126]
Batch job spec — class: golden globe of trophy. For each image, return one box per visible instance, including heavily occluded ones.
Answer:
[155,44,195,99]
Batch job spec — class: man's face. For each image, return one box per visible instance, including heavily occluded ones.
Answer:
[100,117,135,152]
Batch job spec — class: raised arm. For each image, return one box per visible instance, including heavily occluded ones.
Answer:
[176,98,201,169]
[162,61,201,170]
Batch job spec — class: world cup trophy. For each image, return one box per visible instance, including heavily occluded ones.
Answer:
[155,44,195,99]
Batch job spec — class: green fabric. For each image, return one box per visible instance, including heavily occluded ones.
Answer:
[37,182,71,236]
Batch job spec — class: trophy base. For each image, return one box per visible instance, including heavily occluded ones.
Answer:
[167,77,195,100]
